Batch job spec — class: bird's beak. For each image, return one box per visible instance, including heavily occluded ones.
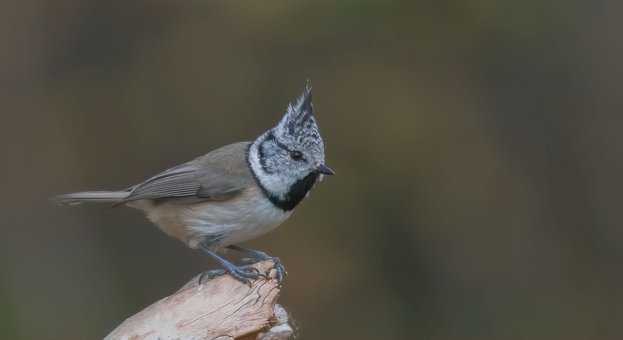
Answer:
[316,164,335,175]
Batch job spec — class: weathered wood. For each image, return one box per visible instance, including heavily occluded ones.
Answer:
[105,261,293,340]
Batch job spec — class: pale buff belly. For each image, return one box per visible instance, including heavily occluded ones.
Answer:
[132,186,291,249]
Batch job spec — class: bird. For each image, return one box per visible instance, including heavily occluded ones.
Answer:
[53,81,334,284]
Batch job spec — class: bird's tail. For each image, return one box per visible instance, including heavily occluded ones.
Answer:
[52,191,130,206]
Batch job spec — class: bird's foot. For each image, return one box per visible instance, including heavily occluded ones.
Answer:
[228,246,287,283]
[238,256,286,282]
[198,264,266,286]
[226,264,266,285]
[267,256,286,283]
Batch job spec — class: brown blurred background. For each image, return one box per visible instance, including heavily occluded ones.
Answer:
[2,1,623,339]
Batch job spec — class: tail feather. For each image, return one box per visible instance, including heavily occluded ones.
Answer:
[52,191,130,206]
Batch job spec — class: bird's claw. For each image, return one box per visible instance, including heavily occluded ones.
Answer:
[198,265,267,285]
[267,257,287,283]
[229,265,267,285]
[234,257,286,283]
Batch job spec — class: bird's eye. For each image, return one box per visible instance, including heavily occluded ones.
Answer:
[290,150,304,161]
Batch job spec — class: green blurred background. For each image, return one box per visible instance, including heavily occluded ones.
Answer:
[2,1,622,339]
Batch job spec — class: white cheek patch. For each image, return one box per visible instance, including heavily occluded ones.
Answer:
[248,138,293,198]
[259,174,291,197]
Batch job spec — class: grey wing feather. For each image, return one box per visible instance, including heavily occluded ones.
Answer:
[195,168,246,200]
[123,164,201,202]
[122,142,253,203]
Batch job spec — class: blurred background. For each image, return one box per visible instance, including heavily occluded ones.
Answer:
[2,1,622,339]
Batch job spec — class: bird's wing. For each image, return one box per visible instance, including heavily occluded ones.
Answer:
[123,163,202,202]
[123,143,253,203]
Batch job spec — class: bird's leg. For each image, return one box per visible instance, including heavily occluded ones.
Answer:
[227,245,286,282]
[198,243,266,285]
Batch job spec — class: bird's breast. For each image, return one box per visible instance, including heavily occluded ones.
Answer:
[183,186,292,247]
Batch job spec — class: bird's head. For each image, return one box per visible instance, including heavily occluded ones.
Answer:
[248,81,333,210]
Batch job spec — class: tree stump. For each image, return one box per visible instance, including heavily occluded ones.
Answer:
[105,260,293,340]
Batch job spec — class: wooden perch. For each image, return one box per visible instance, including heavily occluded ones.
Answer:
[105,260,294,340]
